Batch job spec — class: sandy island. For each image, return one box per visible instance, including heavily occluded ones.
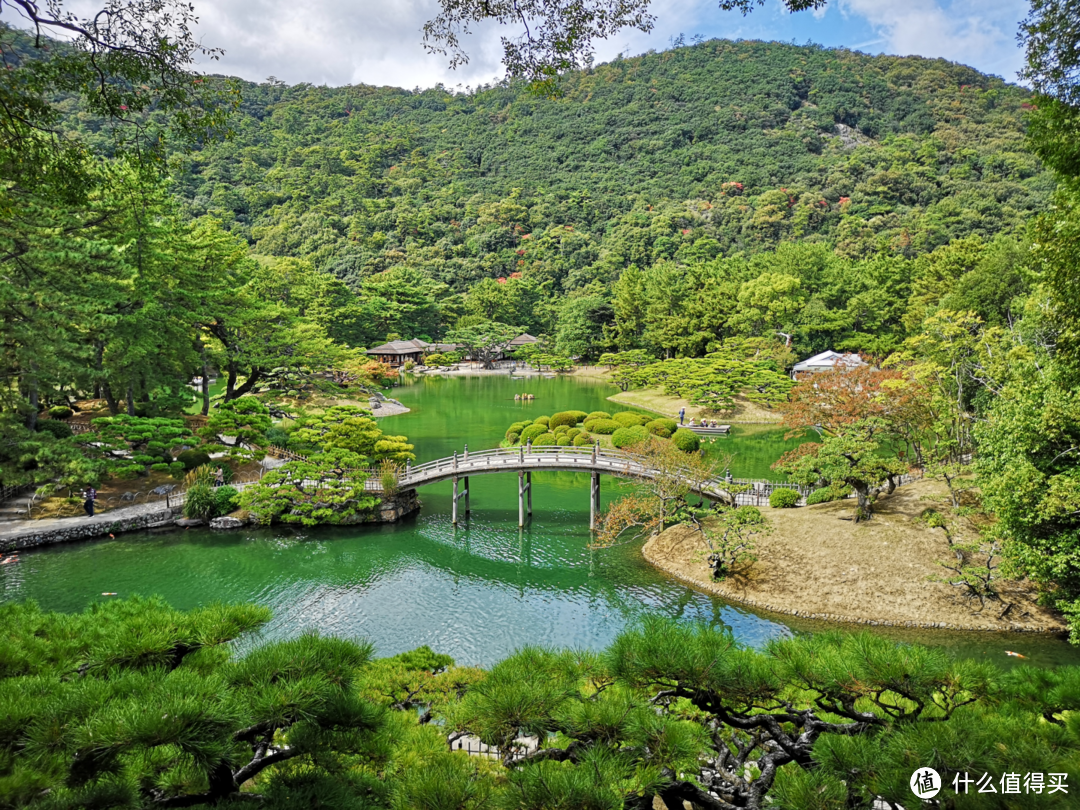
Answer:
[642,478,1066,635]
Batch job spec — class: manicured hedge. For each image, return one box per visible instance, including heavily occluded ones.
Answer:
[769,488,800,508]
[587,411,611,420]
[506,432,520,445]
[533,415,550,427]
[806,485,851,505]
[613,411,651,428]
[519,424,549,443]
[176,449,212,470]
[550,410,589,429]
[533,432,558,446]
[645,418,678,438]
[48,406,73,420]
[556,436,572,446]
[573,435,593,447]
[567,428,581,440]
[611,425,650,449]
[553,425,569,436]
[671,428,700,452]
[585,418,620,435]
[36,419,72,439]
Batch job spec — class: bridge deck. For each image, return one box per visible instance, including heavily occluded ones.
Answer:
[400,447,735,503]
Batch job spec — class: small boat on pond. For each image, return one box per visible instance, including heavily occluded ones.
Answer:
[686,424,731,435]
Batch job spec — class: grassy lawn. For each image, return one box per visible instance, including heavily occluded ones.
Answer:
[608,388,783,424]
[185,380,227,413]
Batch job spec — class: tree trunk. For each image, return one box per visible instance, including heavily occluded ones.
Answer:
[226,362,237,400]
[853,484,872,522]
[201,344,211,416]
[224,368,262,401]
[93,340,104,399]
[24,369,38,432]
[102,382,119,415]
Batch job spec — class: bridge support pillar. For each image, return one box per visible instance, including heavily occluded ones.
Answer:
[589,472,600,531]
[452,476,470,525]
[518,471,533,527]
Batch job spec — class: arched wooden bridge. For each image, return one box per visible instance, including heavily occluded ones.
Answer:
[393,445,736,528]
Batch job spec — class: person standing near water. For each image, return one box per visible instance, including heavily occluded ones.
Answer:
[679,407,685,425]
[82,485,96,517]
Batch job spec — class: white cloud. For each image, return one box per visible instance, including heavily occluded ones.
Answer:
[189,0,507,88]
[43,0,1029,88]
[839,0,1027,78]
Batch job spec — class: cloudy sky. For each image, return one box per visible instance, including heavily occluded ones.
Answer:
[49,0,1033,89]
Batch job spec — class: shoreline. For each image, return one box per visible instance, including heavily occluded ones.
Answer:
[640,480,1067,636]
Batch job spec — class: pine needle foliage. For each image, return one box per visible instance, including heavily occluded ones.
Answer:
[0,597,393,809]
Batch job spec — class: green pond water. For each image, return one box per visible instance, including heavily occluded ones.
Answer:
[4,373,1080,669]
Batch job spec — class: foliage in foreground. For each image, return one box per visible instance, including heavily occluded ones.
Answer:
[4,599,1080,810]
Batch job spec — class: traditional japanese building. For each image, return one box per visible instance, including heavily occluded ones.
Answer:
[791,350,867,377]
[365,339,458,367]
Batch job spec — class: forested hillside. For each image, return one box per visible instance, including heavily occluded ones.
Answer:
[157,40,1048,296]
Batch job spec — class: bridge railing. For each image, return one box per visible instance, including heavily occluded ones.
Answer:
[402,446,738,500]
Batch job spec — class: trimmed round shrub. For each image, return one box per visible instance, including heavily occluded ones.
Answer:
[533,415,550,427]
[214,485,240,516]
[35,419,72,439]
[611,425,650,449]
[645,418,677,438]
[553,424,569,435]
[507,421,531,437]
[556,436,572,446]
[532,432,558,446]
[587,411,611,420]
[806,485,851,505]
[48,406,73,420]
[585,419,620,435]
[520,423,548,443]
[566,428,581,440]
[613,411,651,427]
[175,449,211,470]
[769,488,800,509]
[572,435,593,447]
[550,410,589,429]
[505,431,520,445]
[150,462,170,473]
[671,428,700,452]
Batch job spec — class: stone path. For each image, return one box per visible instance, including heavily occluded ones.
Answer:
[0,458,276,552]
[0,498,177,543]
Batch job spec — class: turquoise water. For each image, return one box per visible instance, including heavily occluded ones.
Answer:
[3,373,1079,669]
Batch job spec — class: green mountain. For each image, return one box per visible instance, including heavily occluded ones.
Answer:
[156,39,1047,294]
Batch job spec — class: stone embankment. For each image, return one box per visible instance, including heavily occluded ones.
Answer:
[0,490,421,552]
[0,502,183,553]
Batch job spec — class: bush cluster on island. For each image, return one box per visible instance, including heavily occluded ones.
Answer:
[503,410,701,452]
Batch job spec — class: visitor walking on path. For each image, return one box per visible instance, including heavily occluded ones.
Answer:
[81,486,96,517]
[214,467,225,488]
[679,407,685,425]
